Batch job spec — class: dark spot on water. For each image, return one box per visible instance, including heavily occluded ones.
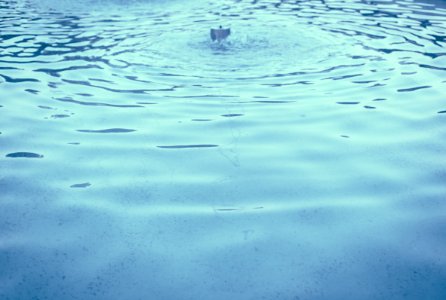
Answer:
[221,114,243,117]
[51,114,70,118]
[77,128,136,133]
[341,135,350,138]
[6,152,43,158]
[157,144,218,149]
[364,106,376,109]
[68,142,80,145]
[438,110,446,114]
[373,98,386,101]
[192,119,212,122]
[337,102,359,105]
[48,82,60,88]
[397,86,431,92]
[70,182,91,188]
[420,19,432,28]
[76,93,93,97]
[137,102,157,105]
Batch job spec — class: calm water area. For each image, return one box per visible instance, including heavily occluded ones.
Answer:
[1,0,446,299]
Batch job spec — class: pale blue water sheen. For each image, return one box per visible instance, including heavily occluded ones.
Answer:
[1,0,446,299]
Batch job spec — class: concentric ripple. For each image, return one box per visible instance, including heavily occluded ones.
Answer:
[1,0,446,299]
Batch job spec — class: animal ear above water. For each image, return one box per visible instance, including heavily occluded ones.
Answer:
[210,29,216,41]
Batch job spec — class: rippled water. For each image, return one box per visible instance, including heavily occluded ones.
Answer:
[1,0,446,299]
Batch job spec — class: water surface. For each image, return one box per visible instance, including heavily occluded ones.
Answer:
[1,0,446,299]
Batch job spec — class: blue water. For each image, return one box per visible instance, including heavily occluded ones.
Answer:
[1,0,446,299]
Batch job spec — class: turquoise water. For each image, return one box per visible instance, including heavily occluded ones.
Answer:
[1,0,446,299]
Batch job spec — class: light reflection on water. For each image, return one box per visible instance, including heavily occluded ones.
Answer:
[1,0,446,299]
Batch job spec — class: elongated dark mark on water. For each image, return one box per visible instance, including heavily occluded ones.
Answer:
[166,94,238,99]
[215,206,264,212]
[34,65,102,77]
[77,128,136,133]
[221,114,243,117]
[70,182,91,188]
[337,101,359,105]
[55,97,143,108]
[6,152,43,158]
[137,102,157,105]
[397,86,431,92]
[438,110,446,114]
[419,64,446,71]
[0,66,19,70]
[0,74,39,83]
[263,81,313,87]
[157,144,218,149]
[38,105,53,109]
[61,79,155,94]
[253,100,293,104]
[215,208,240,211]
[25,89,39,94]
[327,73,362,80]
[352,80,376,84]
[51,114,70,118]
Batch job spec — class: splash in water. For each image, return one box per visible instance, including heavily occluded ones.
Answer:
[210,25,231,42]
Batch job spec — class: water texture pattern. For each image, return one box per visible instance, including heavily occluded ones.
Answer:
[1,0,446,299]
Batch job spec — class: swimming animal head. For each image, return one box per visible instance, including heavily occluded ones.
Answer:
[210,25,231,42]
